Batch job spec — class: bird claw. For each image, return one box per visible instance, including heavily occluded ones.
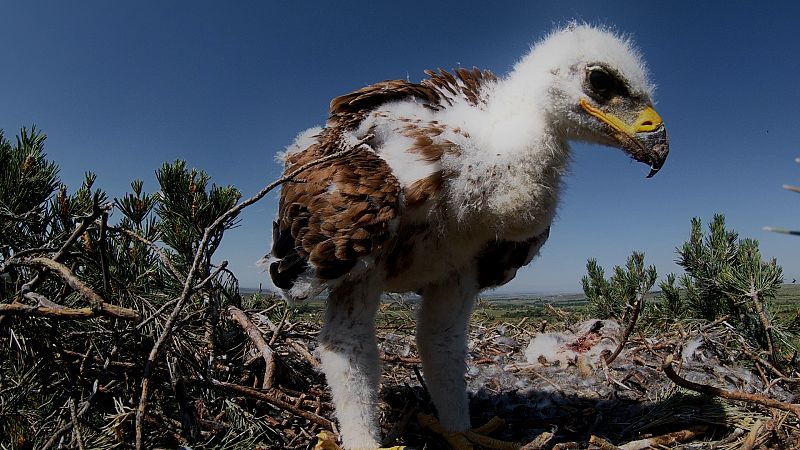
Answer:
[314,431,341,450]
[313,430,406,450]
[417,413,520,450]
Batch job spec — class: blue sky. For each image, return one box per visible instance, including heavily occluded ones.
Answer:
[3,1,800,293]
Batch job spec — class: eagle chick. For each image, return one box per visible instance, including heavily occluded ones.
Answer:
[266,24,669,449]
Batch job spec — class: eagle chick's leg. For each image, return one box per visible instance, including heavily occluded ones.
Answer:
[417,273,477,433]
[319,276,383,450]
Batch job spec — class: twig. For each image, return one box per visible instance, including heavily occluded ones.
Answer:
[69,398,86,450]
[24,202,111,291]
[520,431,554,450]
[135,298,179,331]
[195,260,228,291]
[588,435,619,450]
[383,400,417,446]
[114,226,185,283]
[40,398,92,450]
[210,378,334,430]
[20,284,62,308]
[662,355,800,418]
[739,419,763,450]
[739,343,787,379]
[134,143,357,450]
[604,290,645,365]
[0,300,139,320]
[747,288,779,365]
[5,257,140,321]
[98,210,111,292]
[228,305,277,389]
[286,338,321,368]
[268,308,289,347]
[617,425,708,450]
[380,353,422,364]
[545,303,569,320]
[59,348,139,369]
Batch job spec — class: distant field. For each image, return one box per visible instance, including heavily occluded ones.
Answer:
[243,283,799,329]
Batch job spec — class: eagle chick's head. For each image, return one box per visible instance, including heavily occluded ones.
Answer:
[512,23,669,176]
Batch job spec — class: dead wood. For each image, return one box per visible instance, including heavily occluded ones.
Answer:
[4,256,140,320]
[662,354,800,418]
[228,305,278,389]
[210,378,334,430]
[0,301,138,320]
[617,425,709,450]
[604,290,644,365]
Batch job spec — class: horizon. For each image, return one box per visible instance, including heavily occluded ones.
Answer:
[3,2,800,293]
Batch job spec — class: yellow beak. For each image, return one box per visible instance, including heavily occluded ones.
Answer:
[579,98,663,136]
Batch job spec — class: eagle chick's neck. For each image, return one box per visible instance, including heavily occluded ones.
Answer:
[454,70,569,241]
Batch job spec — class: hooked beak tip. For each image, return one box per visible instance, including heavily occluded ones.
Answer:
[642,141,669,179]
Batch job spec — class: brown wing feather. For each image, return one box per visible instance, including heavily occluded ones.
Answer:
[328,79,442,130]
[422,68,497,107]
[328,67,496,129]
[270,132,400,291]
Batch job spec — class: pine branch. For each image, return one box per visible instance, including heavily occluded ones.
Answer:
[112,226,186,283]
[24,201,111,292]
[134,143,358,450]
[3,256,139,320]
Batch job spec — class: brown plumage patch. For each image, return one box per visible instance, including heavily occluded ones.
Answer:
[329,80,442,130]
[422,68,497,107]
[328,67,496,131]
[402,123,462,160]
[271,131,400,288]
[404,171,444,209]
[476,228,551,289]
[271,66,496,291]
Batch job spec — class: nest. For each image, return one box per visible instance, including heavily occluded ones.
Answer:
[3,289,800,450]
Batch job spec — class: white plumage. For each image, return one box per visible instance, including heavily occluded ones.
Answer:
[267,24,669,449]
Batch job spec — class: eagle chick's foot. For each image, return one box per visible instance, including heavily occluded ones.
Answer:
[314,431,406,450]
[417,413,519,450]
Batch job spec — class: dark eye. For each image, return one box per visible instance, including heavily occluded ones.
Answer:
[588,70,614,95]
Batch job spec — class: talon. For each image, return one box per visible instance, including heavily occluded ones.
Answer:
[315,431,342,450]
[418,413,520,450]
[314,430,406,450]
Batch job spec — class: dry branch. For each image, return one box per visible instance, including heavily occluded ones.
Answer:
[24,202,111,291]
[587,435,619,450]
[604,290,644,365]
[662,355,800,418]
[747,289,779,365]
[210,379,334,430]
[228,305,277,389]
[3,257,139,320]
[114,226,186,283]
[134,143,357,450]
[0,302,138,321]
[617,425,709,450]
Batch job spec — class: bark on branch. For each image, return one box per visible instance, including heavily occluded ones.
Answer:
[662,355,800,418]
[228,305,277,388]
[4,257,139,321]
[210,379,334,430]
[604,290,645,365]
[0,302,138,321]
